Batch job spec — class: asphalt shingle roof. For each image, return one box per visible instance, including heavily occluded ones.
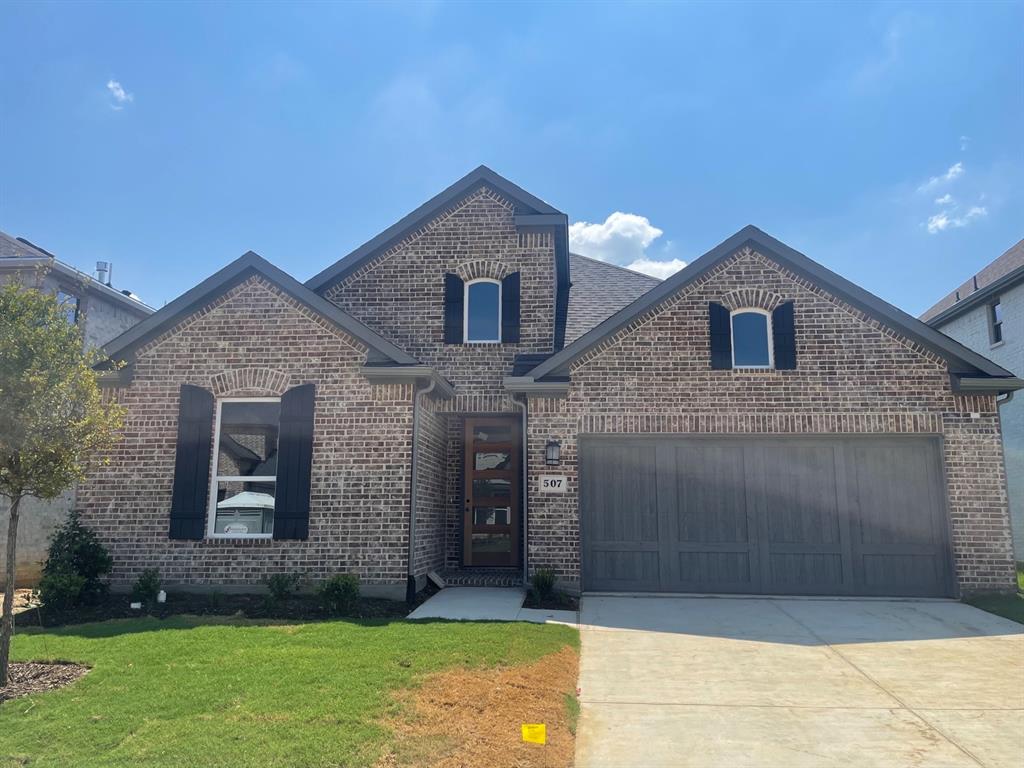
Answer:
[920,238,1024,322]
[565,253,661,342]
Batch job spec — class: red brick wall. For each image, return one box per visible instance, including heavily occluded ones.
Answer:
[527,247,1016,594]
[324,186,556,407]
[78,276,417,593]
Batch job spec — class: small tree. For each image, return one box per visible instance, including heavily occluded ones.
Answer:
[0,281,124,686]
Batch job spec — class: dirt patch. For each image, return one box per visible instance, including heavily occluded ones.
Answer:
[0,589,38,616]
[0,662,89,703]
[380,645,579,768]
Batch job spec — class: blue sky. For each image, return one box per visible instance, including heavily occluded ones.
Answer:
[1,1,1021,316]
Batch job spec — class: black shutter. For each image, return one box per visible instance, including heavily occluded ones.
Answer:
[772,301,796,370]
[169,384,214,540]
[443,273,464,344]
[273,383,315,540]
[709,302,732,370]
[501,271,521,343]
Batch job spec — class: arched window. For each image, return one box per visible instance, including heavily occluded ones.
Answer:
[464,278,502,343]
[731,308,773,368]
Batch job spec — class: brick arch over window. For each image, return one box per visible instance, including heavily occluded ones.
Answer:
[719,287,785,312]
[456,259,509,282]
[210,367,292,397]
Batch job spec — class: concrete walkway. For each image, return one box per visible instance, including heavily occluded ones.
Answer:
[576,596,1024,768]
[408,586,577,625]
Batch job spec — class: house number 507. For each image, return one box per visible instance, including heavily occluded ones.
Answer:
[539,475,568,493]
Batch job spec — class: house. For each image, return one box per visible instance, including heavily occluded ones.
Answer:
[921,238,1024,560]
[78,167,1022,600]
[0,231,153,587]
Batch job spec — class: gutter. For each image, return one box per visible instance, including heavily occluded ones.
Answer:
[406,377,437,603]
[362,365,456,399]
[949,375,1024,396]
[503,376,570,398]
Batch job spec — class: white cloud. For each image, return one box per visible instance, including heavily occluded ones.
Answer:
[917,162,963,192]
[625,257,687,279]
[960,135,970,151]
[569,212,664,265]
[106,79,133,110]
[926,205,987,234]
[934,193,953,205]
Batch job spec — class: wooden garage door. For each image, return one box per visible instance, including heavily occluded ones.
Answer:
[580,435,955,597]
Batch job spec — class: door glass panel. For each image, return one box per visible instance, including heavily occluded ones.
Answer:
[473,478,511,499]
[473,506,510,526]
[472,424,513,444]
[471,533,512,555]
[475,451,511,470]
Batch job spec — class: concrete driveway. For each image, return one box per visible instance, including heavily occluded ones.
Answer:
[576,596,1024,768]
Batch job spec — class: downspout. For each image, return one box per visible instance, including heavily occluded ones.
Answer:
[511,393,529,586]
[406,378,437,604]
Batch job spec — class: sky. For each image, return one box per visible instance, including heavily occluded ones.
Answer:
[0,1,1021,316]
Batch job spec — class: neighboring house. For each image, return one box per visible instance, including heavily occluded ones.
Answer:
[921,239,1024,561]
[78,167,1021,601]
[0,231,153,587]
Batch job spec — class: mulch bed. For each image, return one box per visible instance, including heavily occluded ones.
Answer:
[522,591,579,612]
[0,662,89,703]
[380,645,579,768]
[13,584,437,629]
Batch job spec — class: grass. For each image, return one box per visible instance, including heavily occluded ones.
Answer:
[0,615,578,768]
[562,691,581,736]
[966,563,1024,625]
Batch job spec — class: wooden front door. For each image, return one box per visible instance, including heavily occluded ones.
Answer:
[463,417,520,567]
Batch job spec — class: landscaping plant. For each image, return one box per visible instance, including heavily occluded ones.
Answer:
[37,510,113,609]
[131,568,162,605]
[531,568,557,602]
[0,281,124,686]
[317,573,360,616]
[264,572,304,604]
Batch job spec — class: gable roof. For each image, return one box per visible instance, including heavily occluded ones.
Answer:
[101,251,418,367]
[522,225,1019,388]
[304,165,574,350]
[566,253,662,342]
[921,238,1024,325]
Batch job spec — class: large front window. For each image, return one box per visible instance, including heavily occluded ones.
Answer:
[731,309,773,368]
[208,399,280,537]
[465,279,501,342]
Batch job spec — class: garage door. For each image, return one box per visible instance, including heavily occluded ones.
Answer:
[580,435,955,597]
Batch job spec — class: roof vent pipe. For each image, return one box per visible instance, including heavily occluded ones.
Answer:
[96,261,111,286]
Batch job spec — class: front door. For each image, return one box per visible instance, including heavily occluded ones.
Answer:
[463,417,520,567]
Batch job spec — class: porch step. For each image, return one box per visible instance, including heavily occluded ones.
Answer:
[438,568,524,588]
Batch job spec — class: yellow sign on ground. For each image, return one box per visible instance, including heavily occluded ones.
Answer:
[521,723,546,745]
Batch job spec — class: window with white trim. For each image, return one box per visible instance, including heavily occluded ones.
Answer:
[731,308,773,368]
[208,398,280,538]
[464,278,501,343]
[56,290,79,325]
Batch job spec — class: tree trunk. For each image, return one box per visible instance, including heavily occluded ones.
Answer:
[0,495,22,688]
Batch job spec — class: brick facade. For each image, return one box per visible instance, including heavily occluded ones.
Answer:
[526,247,1017,594]
[77,276,418,596]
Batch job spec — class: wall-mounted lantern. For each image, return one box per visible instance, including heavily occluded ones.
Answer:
[545,440,561,466]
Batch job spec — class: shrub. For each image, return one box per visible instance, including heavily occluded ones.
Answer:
[531,568,557,601]
[316,573,359,616]
[131,568,162,604]
[37,570,88,611]
[265,572,304,604]
[39,511,112,608]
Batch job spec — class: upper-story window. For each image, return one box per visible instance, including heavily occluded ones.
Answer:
[989,299,1003,345]
[208,398,280,538]
[731,309,773,368]
[56,290,79,325]
[465,278,501,343]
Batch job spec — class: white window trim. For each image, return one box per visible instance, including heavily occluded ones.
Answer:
[207,396,281,540]
[730,307,774,369]
[464,278,502,344]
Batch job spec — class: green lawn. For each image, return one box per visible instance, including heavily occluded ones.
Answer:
[0,616,578,768]
[966,564,1024,625]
